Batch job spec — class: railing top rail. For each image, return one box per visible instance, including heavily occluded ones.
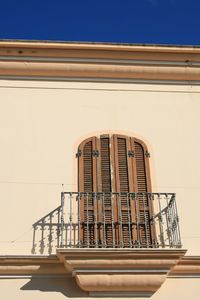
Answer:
[62,192,176,196]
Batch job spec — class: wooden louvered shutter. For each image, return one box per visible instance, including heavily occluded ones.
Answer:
[99,135,113,246]
[78,137,98,246]
[78,134,155,247]
[111,135,135,246]
[131,137,155,246]
[111,135,154,247]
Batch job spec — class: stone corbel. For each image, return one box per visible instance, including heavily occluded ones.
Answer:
[57,248,187,297]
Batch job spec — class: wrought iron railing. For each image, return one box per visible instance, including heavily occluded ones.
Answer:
[32,192,181,254]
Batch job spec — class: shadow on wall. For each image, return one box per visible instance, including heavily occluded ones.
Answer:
[32,206,78,255]
[21,276,87,298]
[32,206,62,255]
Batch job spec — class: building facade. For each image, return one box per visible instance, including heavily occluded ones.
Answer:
[0,41,200,299]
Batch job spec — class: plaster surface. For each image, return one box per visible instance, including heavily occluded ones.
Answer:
[0,80,199,255]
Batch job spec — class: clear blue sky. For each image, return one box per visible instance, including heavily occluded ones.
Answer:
[0,0,200,45]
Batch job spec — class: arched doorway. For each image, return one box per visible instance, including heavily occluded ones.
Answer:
[77,134,155,247]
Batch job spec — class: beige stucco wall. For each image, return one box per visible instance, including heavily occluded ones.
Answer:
[0,79,200,255]
[0,277,200,300]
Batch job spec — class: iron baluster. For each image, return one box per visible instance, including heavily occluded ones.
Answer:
[158,193,164,247]
[172,197,178,247]
[86,193,89,247]
[102,193,106,247]
[60,192,65,248]
[48,213,53,254]
[134,192,140,248]
[150,193,157,248]
[118,193,124,248]
[126,193,132,248]
[77,192,81,248]
[166,194,173,247]
[168,195,175,247]
[94,192,98,248]
[170,196,176,246]
[174,194,181,247]
[111,192,115,248]
[69,192,73,247]
[142,192,149,247]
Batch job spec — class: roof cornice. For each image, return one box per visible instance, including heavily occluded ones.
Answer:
[1,41,200,82]
[1,41,200,53]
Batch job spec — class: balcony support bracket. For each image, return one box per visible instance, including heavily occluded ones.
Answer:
[57,248,187,297]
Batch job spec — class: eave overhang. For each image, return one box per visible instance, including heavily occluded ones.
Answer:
[1,41,200,83]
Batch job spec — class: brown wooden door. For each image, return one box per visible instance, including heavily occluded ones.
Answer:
[77,134,154,247]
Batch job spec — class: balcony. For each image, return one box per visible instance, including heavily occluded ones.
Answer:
[30,134,186,296]
[32,192,185,296]
[33,192,181,252]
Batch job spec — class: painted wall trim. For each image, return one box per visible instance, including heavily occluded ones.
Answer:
[1,55,200,67]
[0,254,199,277]
[1,75,200,85]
